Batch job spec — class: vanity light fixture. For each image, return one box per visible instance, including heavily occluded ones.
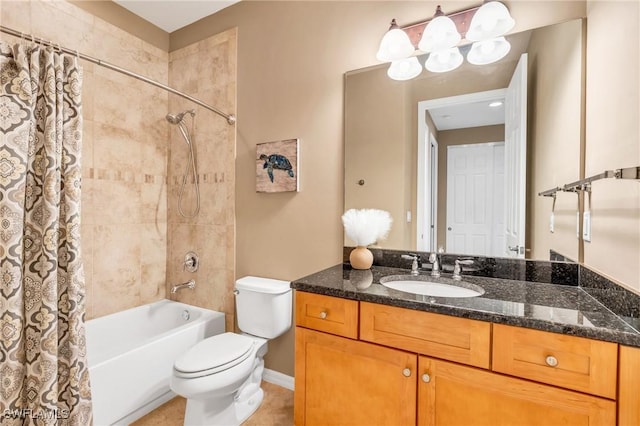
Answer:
[376,19,415,62]
[425,47,464,73]
[388,56,423,80]
[466,0,515,42]
[377,1,515,80]
[418,5,461,53]
[467,36,511,65]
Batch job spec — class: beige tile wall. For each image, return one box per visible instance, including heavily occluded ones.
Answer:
[2,1,237,321]
[166,29,237,331]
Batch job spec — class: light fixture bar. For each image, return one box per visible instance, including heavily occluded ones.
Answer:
[402,6,480,49]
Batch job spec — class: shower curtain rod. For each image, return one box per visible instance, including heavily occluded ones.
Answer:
[0,25,236,125]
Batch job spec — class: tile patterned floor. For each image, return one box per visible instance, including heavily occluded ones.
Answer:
[131,382,294,426]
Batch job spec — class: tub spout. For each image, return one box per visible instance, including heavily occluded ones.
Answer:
[171,279,196,294]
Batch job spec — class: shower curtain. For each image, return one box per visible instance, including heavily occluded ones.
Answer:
[0,43,92,425]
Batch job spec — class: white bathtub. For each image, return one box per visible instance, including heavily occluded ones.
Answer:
[86,299,225,425]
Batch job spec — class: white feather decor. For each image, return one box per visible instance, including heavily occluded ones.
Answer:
[341,209,392,247]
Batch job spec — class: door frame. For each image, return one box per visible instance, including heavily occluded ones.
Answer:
[417,89,507,252]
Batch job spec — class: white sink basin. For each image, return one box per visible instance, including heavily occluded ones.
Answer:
[379,275,484,298]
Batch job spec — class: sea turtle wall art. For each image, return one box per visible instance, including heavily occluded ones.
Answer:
[256,138,299,192]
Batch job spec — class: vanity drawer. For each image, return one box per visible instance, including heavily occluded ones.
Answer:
[360,302,491,368]
[295,291,359,339]
[492,324,618,399]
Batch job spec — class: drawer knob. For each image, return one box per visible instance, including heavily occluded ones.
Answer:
[319,311,327,319]
[421,373,431,383]
[402,368,412,377]
[545,355,559,367]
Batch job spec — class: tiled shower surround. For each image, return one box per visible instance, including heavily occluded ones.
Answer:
[1,1,236,323]
[167,30,237,331]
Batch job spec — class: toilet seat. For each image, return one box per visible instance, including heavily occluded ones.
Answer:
[174,333,255,379]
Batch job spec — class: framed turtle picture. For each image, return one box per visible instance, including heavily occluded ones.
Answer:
[256,139,299,193]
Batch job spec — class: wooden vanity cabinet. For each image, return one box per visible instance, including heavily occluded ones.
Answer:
[294,327,417,426]
[294,291,625,426]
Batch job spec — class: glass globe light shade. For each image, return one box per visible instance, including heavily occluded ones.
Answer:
[418,13,461,53]
[387,57,423,81]
[425,47,464,73]
[467,37,511,65]
[376,19,415,62]
[466,1,515,42]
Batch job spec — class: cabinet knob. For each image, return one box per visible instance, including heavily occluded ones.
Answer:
[402,368,411,377]
[545,355,559,367]
[319,311,327,319]
[421,373,431,383]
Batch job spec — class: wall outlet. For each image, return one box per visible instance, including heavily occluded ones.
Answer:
[549,212,555,233]
[406,211,412,223]
[583,211,591,242]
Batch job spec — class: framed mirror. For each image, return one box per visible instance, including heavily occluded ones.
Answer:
[345,19,584,261]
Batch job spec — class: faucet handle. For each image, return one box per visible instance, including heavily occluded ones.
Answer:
[401,254,420,275]
[401,253,420,260]
[453,258,474,280]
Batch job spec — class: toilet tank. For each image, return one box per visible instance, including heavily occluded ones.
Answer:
[235,276,292,339]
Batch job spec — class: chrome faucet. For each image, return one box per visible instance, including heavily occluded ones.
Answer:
[452,259,474,281]
[171,279,196,294]
[428,252,441,278]
[401,254,421,275]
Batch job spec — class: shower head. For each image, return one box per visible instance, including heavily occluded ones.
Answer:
[166,109,195,124]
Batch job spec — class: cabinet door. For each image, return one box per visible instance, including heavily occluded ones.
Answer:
[619,345,640,426]
[418,357,616,426]
[295,327,417,426]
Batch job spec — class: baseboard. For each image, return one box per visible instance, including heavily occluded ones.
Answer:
[262,368,294,391]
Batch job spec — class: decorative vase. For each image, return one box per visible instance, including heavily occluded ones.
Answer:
[349,246,373,270]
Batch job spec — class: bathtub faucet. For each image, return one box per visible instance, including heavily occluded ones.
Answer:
[171,279,196,294]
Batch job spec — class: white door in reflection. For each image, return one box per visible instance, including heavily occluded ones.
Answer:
[504,53,528,258]
[446,142,505,256]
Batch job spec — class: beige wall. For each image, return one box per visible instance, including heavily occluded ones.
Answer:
[584,1,640,290]
[1,0,171,319]
[166,29,238,330]
[527,18,583,262]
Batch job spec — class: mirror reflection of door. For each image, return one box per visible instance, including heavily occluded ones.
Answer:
[504,53,528,258]
[417,53,528,256]
[446,142,505,256]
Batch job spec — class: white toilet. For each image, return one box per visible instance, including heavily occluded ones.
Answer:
[170,276,292,426]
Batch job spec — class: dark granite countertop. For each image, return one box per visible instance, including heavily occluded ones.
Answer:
[291,263,640,348]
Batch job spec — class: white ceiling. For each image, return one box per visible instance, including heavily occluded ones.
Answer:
[429,97,505,131]
[114,0,240,32]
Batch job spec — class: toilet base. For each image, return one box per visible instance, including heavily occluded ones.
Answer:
[183,384,264,426]
[182,353,266,426]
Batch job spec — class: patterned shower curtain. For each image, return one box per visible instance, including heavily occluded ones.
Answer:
[0,43,92,425]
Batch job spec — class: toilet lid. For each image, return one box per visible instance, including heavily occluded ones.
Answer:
[174,333,254,377]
